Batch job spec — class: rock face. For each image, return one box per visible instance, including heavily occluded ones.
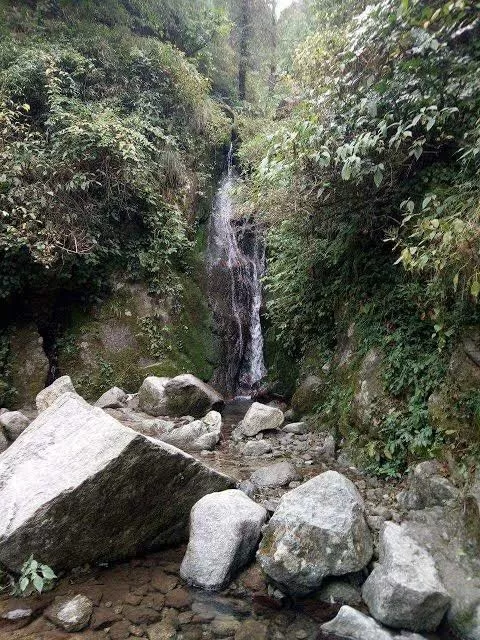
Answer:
[95,387,128,409]
[138,375,224,418]
[257,471,372,595]
[362,522,450,632]
[0,393,233,572]
[398,461,459,510]
[0,411,30,441]
[250,462,299,488]
[322,606,428,640]
[36,375,77,412]
[45,595,93,632]
[180,489,267,591]
[160,411,222,451]
[239,402,284,437]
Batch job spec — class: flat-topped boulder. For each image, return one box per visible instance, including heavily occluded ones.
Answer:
[0,393,233,572]
[238,402,284,437]
[138,375,224,418]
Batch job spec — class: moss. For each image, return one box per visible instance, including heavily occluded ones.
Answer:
[7,324,49,408]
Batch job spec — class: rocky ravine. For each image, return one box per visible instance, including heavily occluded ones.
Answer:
[0,376,479,640]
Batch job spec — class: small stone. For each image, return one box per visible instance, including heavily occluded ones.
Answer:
[45,594,93,632]
[165,587,192,610]
[1,608,33,621]
[129,624,145,637]
[123,605,162,625]
[235,619,268,640]
[151,570,178,593]
[91,607,122,630]
[283,422,308,435]
[211,615,241,637]
[124,592,143,606]
[109,620,131,640]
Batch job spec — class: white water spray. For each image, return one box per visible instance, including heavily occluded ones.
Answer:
[207,146,266,396]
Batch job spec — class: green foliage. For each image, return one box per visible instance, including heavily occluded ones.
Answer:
[13,556,57,596]
[240,0,480,473]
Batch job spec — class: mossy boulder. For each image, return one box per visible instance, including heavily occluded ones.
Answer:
[8,323,49,409]
[58,277,218,401]
[291,375,326,415]
[350,349,396,436]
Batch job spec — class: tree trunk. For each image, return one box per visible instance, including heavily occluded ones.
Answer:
[238,0,250,100]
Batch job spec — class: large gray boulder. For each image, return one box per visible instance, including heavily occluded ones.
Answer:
[257,471,372,595]
[0,393,233,572]
[160,411,222,451]
[0,411,30,442]
[95,387,128,410]
[0,429,8,454]
[36,375,77,412]
[322,606,428,640]
[250,462,299,488]
[138,375,224,418]
[239,402,284,437]
[398,460,459,510]
[362,522,450,632]
[180,489,267,591]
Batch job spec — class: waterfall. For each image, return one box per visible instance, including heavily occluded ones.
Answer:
[207,147,267,397]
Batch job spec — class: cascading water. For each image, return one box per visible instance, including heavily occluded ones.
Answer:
[207,146,267,397]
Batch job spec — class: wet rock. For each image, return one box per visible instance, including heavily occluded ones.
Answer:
[283,422,308,435]
[90,607,122,629]
[398,461,459,510]
[95,387,128,409]
[147,610,179,640]
[165,587,192,609]
[151,570,178,594]
[322,605,428,640]
[139,374,224,418]
[243,439,273,456]
[36,375,77,412]
[258,471,372,595]
[239,402,284,437]
[235,619,268,640]
[45,594,93,632]
[211,615,241,637]
[250,462,300,488]
[160,411,222,451]
[362,522,450,632]
[181,489,267,591]
[0,392,233,572]
[0,411,30,441]
[123,604,162,625]
[109,620,131,639]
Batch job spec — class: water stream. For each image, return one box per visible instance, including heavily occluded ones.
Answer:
[207,147,266,397]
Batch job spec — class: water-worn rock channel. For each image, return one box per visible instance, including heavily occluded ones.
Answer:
[1,375,477,640]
